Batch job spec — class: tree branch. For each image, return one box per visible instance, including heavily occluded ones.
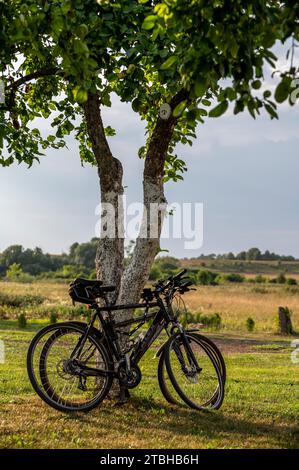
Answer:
[118,89,189,305]
[6,67,60,91]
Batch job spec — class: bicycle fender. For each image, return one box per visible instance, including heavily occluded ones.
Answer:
[65,320,104,342]
[155,341,169,358]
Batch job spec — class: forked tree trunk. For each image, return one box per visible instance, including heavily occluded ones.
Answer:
[83,91,186,400]
[83,91,187,315]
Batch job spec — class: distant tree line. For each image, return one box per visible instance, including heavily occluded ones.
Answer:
[0,242,297,280]
[0,239,99,278]
[196,247,296,262]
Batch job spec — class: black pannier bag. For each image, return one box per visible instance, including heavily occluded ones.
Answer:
[68,278,116,304]
[68,278,103,304]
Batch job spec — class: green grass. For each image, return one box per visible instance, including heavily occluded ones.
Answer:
[0,320,298,449]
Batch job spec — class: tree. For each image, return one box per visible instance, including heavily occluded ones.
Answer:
[69,238,98,269]
[246,247,262,261]
[0,1,298,316]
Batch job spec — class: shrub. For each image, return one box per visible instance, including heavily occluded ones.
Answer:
[255,275,267,284]
[246,317,255,332]
[286,277,297,286]
[6,263,34,283]
[18,313,27,329]
[197,269,218,285]
[49,312,58,324]
[0,292,45,308]
[276,273,286,284]
[216,273,244,283]
[185,311,222,330]
[149,265,162,281]
[251,286,268,294]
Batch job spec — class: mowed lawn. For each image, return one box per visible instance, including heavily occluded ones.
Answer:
[0,320,298,449]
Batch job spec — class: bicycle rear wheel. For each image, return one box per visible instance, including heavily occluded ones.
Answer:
[27,322,113,412]
[164,332,225,410]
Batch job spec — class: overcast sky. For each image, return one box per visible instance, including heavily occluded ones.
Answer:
[1,48,298,258]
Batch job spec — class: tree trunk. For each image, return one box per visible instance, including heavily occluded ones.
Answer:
[278,307,294,335]
[83,91,185,310]
[118,92,187,308]
[83,93,124,303]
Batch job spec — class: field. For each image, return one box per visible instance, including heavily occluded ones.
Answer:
[0,280,298,449]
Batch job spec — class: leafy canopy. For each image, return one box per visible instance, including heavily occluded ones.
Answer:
[0,0,298,180]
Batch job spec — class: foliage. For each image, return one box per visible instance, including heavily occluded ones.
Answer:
[197,269,218,286]
[17,313,27,329]
[200,248,296,261]
[0,240,98,279]
[185,310,222,330]
[0,292,45,308]
[49,312,58,324]
[216,273,245,283]
[0,246,68,276]
[276,273,287,284]
[0,1,298,182]
[5,263,34,282]
[255,275,267,284]
[148,264,162,281]
[286,277,297,286]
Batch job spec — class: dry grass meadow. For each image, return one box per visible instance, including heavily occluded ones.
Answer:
[0,279,298,449]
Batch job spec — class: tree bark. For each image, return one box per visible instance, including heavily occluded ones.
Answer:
[118,91,188,309]
[83,93,124,302]
[83,90,188,310]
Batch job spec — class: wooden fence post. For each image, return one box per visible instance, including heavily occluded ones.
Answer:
[278,306,293,335]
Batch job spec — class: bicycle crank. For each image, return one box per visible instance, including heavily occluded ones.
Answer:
[118,364,142,389]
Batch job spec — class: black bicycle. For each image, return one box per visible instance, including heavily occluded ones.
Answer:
[27,270,226,412]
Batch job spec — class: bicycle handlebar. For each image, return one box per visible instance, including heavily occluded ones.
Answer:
[154,269,193,296]
[170,269,187,281]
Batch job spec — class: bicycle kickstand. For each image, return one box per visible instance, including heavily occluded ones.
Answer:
[116,383,130,406]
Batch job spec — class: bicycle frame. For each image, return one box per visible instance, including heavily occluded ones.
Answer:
[96,297,170,365]
[72,292,201,380]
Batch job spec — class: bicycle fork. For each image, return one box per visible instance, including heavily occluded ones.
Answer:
[173,330,202,375]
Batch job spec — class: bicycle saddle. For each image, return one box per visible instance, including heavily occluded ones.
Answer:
[74,278,116,291]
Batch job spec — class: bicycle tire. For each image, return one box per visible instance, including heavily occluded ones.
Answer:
[164,332,225,411]
[27,322,113,412]
[158,332,226,407]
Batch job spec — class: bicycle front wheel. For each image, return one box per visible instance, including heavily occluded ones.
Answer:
[165,333,225,410]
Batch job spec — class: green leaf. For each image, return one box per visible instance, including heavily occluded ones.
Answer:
[132,98,141,112]
[265,104,278,119]
[141,15,157,30]
[274,78,290,104]
[173,100,187,117]
[160,55,177,70]
[194,80,206,97]
[209,100,229,118]
[73,87,88,104]
[252,80,262,90]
